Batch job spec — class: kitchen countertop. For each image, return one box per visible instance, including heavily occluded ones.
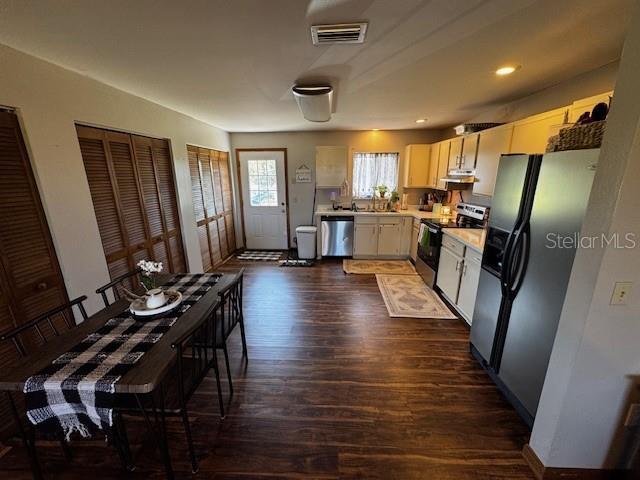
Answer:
[442,228,486,253]
[314,207,454,221]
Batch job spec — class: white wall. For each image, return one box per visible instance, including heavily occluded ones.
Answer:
[230,129,443,245]
[462,61,619,127]
[530,0,640,469]
[0,44,232,314]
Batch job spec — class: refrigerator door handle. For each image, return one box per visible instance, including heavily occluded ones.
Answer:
[501,227,519,292]
[508,225,531,298]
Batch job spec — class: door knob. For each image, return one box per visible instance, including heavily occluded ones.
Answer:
[36,282,48,291]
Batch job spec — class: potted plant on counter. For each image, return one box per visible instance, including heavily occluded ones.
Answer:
[372,184,388,211]
[388,190,400,211]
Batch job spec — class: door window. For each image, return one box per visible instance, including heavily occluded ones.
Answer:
[248,159,278,206]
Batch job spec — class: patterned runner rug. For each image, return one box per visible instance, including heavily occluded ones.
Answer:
[376,274,457,319]
[236,250,283,261]
[343,259,416,275]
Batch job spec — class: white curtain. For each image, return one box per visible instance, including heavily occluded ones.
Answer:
[352,152,399,198]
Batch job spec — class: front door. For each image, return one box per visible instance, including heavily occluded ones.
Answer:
[238,150,288,250]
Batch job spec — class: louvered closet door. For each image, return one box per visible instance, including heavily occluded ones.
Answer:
[198,147,223,265]
[77,125,186,284]
[188,145,237,271]
[188,145,212,272]
[219,152,237,252]
[211,151,229,259]
[0,110,69,439]
[133,135,186,273]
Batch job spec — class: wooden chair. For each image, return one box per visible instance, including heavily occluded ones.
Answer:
[95,268,144,307]
[0,296,134,478]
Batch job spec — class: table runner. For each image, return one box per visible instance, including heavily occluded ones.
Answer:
[23,273,220,440]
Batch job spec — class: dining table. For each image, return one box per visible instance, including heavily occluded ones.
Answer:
[0,271,235,479]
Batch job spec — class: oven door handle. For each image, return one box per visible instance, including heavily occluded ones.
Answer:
[427,227,438,234]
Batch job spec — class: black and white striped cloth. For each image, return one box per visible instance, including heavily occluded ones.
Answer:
[24,273,220,440]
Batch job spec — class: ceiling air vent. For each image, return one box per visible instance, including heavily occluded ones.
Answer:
[310,23,368,45]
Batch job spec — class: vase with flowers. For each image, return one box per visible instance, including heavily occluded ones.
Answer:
[137,260,166,309]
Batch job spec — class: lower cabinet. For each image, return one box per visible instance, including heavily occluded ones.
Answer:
[457,250,481,323]
[353,216,411,258]
[410,222,419,261]
[354,221,378,256]
[436,233,483,325]
[437,245,463,301]
[378,223,401,256]
[400,217,413,256]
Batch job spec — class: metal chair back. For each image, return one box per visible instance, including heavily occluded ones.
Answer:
[95,268,144,307]
[0,296,88,358]
[217,268,245,343]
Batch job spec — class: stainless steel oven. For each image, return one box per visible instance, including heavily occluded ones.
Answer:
[416,203,489,287]
[416,222,445,287]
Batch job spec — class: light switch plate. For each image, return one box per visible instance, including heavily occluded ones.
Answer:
[610,281,633,305]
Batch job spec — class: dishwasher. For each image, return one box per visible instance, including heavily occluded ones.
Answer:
[320,216,354,256]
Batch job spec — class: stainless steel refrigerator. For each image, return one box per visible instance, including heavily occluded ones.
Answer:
[470,149,599,426]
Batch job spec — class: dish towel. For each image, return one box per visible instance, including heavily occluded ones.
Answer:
[23,273,220,440]
[419,223,430,249]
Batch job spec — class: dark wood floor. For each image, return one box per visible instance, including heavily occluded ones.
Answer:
[0,258,534,479]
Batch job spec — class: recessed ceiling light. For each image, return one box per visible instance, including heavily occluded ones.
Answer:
[496,65,520,76]
[415,118,426,124]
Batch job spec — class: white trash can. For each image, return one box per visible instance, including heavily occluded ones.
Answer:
[296,225,317,260]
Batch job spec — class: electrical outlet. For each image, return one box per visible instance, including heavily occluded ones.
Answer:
[610,282,632,305]
[624,404,640,427]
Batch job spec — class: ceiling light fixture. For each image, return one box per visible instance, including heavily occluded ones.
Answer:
[415,119,426,124]
[292,85,334,122]
[495,65,520,76]
[372,128,380,131]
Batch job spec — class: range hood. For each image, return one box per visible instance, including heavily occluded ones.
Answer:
[440,168,477,184]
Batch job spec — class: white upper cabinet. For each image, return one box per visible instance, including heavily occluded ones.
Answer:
[436,141,450,189]
[509,107,568,154]
[447,137,463,170]
[316,146,348,187]
[460,133,479,170]
[427,142,440,188]
[473,125,514,197]
[403,144,431,187]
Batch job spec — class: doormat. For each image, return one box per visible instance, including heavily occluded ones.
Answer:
[279,259,314,267]
[343,259,416,275]
[236,251,283,261]
[376,274,457,319]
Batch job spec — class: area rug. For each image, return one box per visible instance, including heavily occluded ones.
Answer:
[279,259,314,267]
[376,274,457,319]
[236,250,283,261]
[343,259,416,275]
